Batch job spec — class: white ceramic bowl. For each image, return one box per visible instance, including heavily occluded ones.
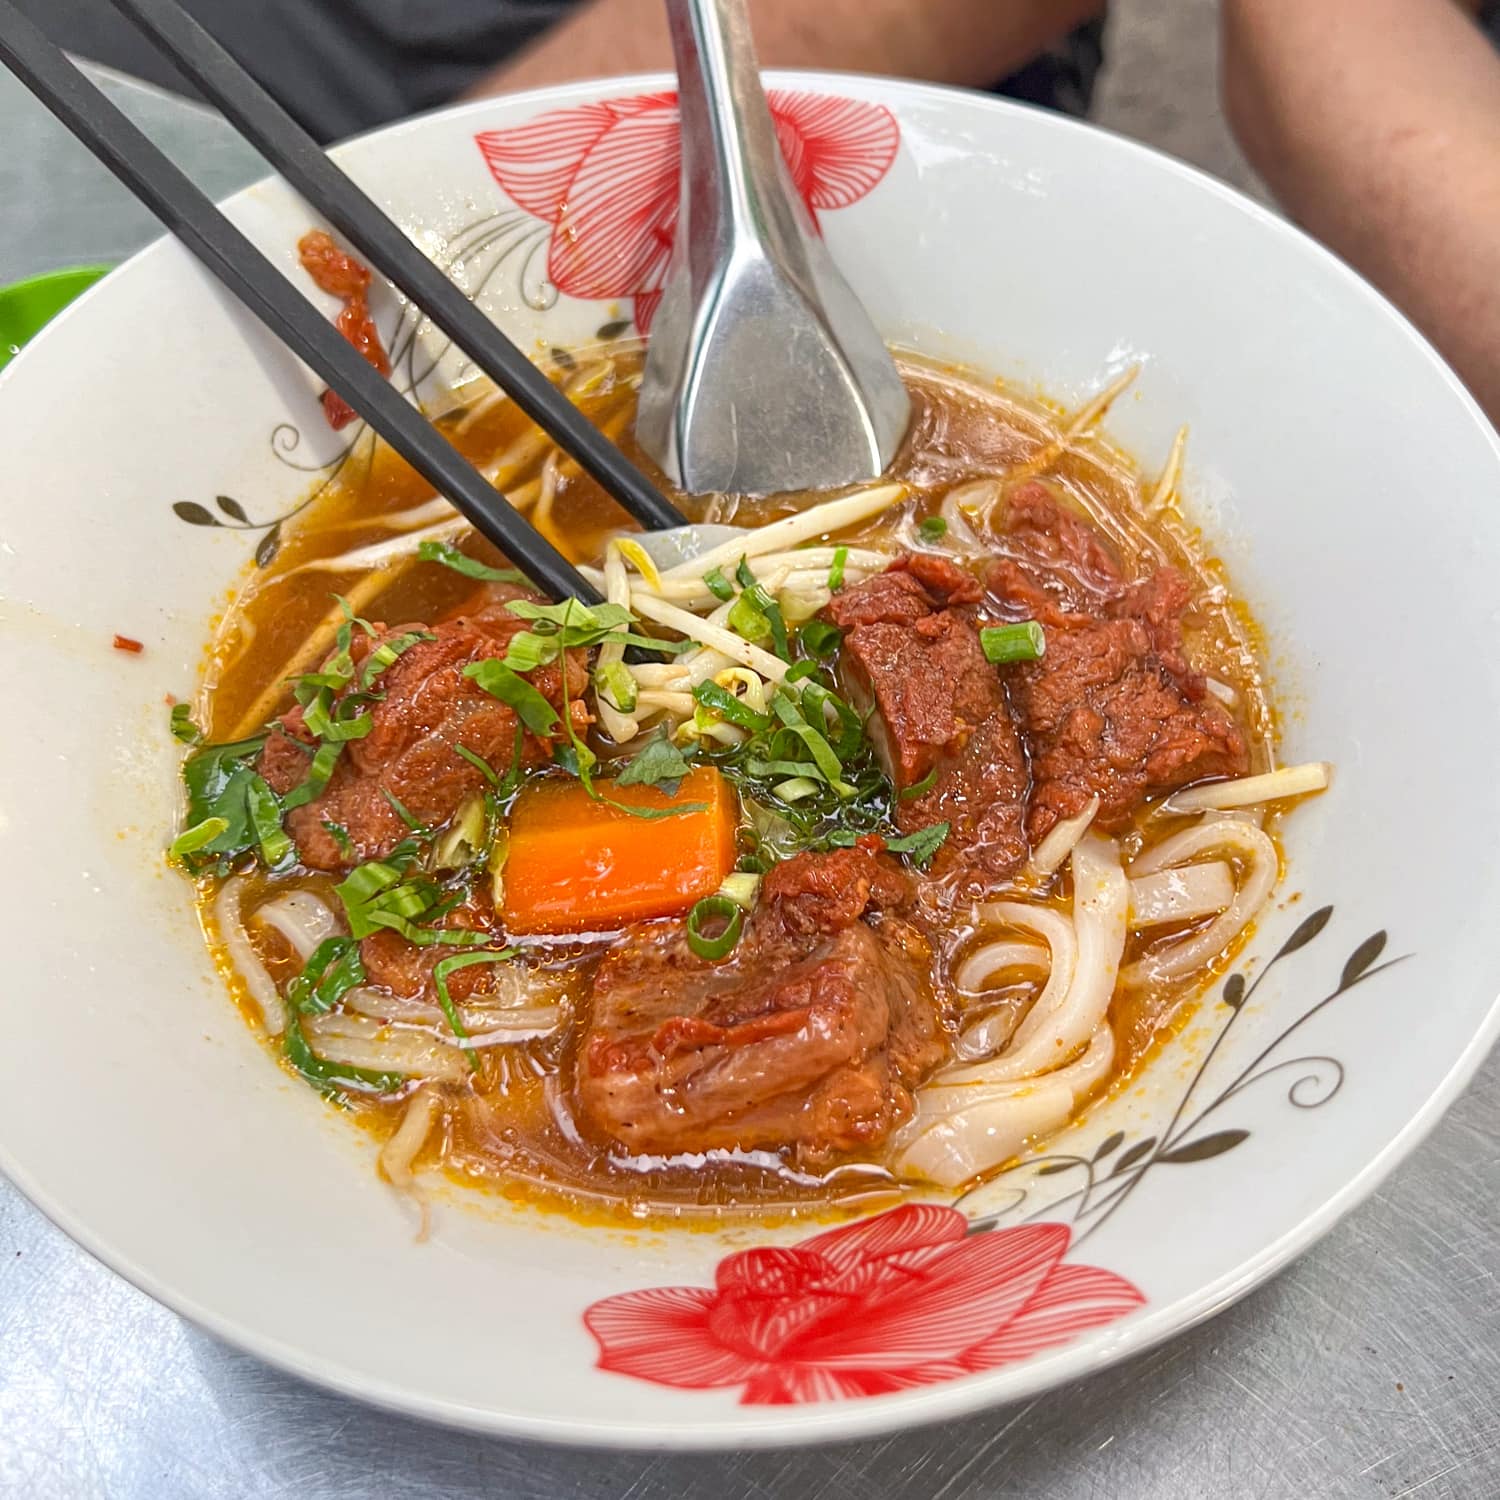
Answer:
[2,74,1498,1449]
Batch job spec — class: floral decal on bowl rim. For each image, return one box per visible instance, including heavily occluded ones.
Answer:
[585,1205,1142,1405]
[474,89,901,333]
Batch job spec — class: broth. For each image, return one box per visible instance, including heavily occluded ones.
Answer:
[186,349,1289,1224]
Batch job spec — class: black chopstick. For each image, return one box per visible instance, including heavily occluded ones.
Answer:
[104,0,688,536]
[0,2,604,606]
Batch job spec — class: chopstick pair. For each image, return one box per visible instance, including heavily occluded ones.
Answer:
[0,0,689,605]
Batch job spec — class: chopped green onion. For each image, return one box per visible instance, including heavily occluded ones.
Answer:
[285,936,366,1016]
[417,540,525,583]
[717,872,761,909]
[685,895,744,961]
[754,595,790,659]
[746,757,824,781]
[898,765,940,802]
[465,658,561,736]
[828,545,849,592]
[495,724,526,801]
[321,820,355,859]
[783,658,821,685]
[774,777,822,803]
[169,816,229,858]
[281,740,343,812]
[885,821,951,867]
[301,687,375,742]
[980,621,1047,665]
[797,620,842,659]
[453,743,502,786]
[282,1012,404,1099]
[360,629,435,690]
[367,912,491,948]
[595,659,638,714]
[176,734,268,870]
[769,690,847,790]
[381,788,427,833]
[693,679,772,731]
[334,855,416,937]
[246,774,293,867]
[726,590,771,645]
[918,515,948,540]
[798,681,862,761]
[432,948,518,1071]
[703,565,735,602]
[169,703,203,745]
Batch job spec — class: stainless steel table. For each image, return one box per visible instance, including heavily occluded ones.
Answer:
[2,65,1498,1500]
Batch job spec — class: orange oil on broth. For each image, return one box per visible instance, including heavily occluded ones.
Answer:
[193,348,1279,1225]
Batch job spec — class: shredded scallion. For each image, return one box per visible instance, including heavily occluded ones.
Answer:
[685,894,744,961]
[980,621,1046,665]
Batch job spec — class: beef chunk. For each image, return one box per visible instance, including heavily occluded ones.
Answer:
[761,838,912,935]
[826,554,1031,888]
[990,484,1249,838]
[258,591,587,871]
[576,842,948,1162]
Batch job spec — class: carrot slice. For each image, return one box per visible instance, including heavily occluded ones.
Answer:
[501,767,739,934]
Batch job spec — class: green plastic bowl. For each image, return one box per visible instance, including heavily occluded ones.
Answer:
[0,265,112,371]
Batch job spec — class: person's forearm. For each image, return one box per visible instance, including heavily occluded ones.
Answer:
[464,0,1103,97]
[1224,0,1500,424]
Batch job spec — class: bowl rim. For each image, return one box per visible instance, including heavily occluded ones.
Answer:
[4,68,1499,1449]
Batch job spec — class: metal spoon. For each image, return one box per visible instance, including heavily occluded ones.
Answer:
[636,0,911,497]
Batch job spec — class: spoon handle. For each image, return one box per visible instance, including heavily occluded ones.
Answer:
[664,0,815,281]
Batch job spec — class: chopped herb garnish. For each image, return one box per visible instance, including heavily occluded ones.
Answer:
[333,849,423,937]
[595,659,638,714]
[703,565,735,602]
[381,787,427,833]
[281,1012,403,1099]
[169,816,229,858]
[281,740,343,812]
[503,598,689,661]
[360,629,435,690]
[285,936,366,1016]
[797,620,842,659]
[828,545,849,592]
[246,774,294,868]
[615,728,692,797]
[769,689,852,794]
[494,723,526,802]
[453,743,502,786]
[465,658,561,736]
[918,515,948,540]
[416,539,525,583]
[169,703,203,745]
[685,894,744,961]
[732,558,790,659]
[321,820,356,859]
[432,948,518,1071]
[980,621,1046,665]
[898,765,940,802]
[174,733,269,871]
[885,821,951,867]
[693,679,772,732]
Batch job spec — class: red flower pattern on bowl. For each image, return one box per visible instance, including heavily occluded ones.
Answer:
[475,90,900,333]
[583,1204,1144,1404]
